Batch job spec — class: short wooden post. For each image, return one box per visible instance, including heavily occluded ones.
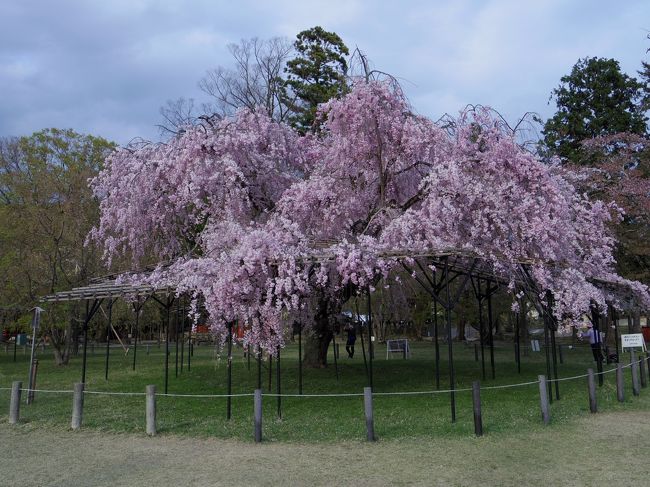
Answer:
[364,387,376,441]
[538,375,550,425]
[71,382,84,430]
[254,389,262,443]
[587,368,597,413]
[146,385,156,436]
[646,352,650,382]
[9,381,22,424]
[472,381,483,436]
[616,363,624,402]
[631,351,640,396]
[640,356,647,388]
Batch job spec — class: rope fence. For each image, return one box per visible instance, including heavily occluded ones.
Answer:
[3,355,649,442]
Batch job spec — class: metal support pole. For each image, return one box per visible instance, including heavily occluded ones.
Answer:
[487,284,495,380]
[132,303,139,371]
[478,283,485,381]
[550,327,560,400]
[276,346,281,419]
[332,335,339,382]
[631,350,640,397]
[81,302,90,385]
[146,385,156,436]
[538,375,550,425]
[180,298,185,374]
[543,315,552,404]
[364,387,376,442]
[257,346,262,390]
[164,299,170,394]
[227,322,232,420]
[367,288,374,390]
[105,300,112,380]
[298,323,303,395]
[445,258,456,422]
[175,300,179,378]
[472,381,483,436]
[587,368,597,413]
[434,298,440,389]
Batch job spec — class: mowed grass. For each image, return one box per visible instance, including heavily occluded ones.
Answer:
[1,338,649,442]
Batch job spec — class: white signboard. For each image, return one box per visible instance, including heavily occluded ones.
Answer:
[621,333,647,351]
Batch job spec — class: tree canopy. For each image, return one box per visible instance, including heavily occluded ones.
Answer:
[91,81,649,353]
[541,57,647,162]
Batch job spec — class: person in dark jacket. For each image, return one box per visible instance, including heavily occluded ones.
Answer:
[346,325,357,358]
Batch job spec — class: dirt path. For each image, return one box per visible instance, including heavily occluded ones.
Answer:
[1,411,649,486]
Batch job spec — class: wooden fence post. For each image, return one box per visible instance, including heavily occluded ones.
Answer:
[254,389,262,443]
[9,381,22,424]
[616,364,624,402]
[538,375,550,425]
[472,381,483,436]
[639,357,647,388]
[364,387,376,442]
[71,382,84,430]
[146,385,156,436]
[587,369,597,413]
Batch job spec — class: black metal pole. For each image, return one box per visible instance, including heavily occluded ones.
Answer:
[298,323,303,394]
[592,306,604,386]
[332,335,339,381]
[543,311,552,403]
[227,321,232,420]
[612,307,620,363]
[360,318,368,378]
[367,288,374,390]
[105,299,112,380]
[487,283,495,380]
[180,298,185,373]
[550,327,560,400]
[268,354,273,390]
[164,298,170,394]
[434,298,440,389]
[132,303,139,371]
[257,345,262,390]
[445,258,456,422]
[175,301,180,378]
[478,279,486,380]
[187,309,192,372]
[81,301,90,384]
[276,346,281,419]
[516,300,522,374]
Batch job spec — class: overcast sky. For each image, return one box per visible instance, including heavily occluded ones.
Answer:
[1,0,648,145]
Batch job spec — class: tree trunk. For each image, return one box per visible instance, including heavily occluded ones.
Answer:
[303,298,334,368]
[632,308,641,333]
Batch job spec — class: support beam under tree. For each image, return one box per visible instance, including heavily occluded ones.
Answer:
[227,321,232,420]
[104,299,113,380]
[298,322,303,395]
[367,287,374,390]
[81,299,103,384]
[487,281,496,380]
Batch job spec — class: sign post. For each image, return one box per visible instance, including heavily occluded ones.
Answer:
[621,334,647,353]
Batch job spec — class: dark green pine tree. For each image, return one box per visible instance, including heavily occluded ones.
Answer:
[284,26,349,133]
[541,57,647,162]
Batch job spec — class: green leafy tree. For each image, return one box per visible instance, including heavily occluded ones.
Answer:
[541,57,647,162]
[284,26,349,133]
[0,129,115,364]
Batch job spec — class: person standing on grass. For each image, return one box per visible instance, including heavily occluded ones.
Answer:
[346,324,357,358]
[583,327,605,362]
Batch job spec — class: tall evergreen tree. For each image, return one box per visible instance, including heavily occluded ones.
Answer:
[284,26,349,133]
[541,57,647,162]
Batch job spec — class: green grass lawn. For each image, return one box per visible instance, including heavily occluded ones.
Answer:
[1,338,648,442]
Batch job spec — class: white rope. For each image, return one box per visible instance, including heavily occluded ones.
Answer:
[262,392,363,398]
[84,390,144,396]
[157,392,254,398]
[481,380,540,390]
[19,388,73,394]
